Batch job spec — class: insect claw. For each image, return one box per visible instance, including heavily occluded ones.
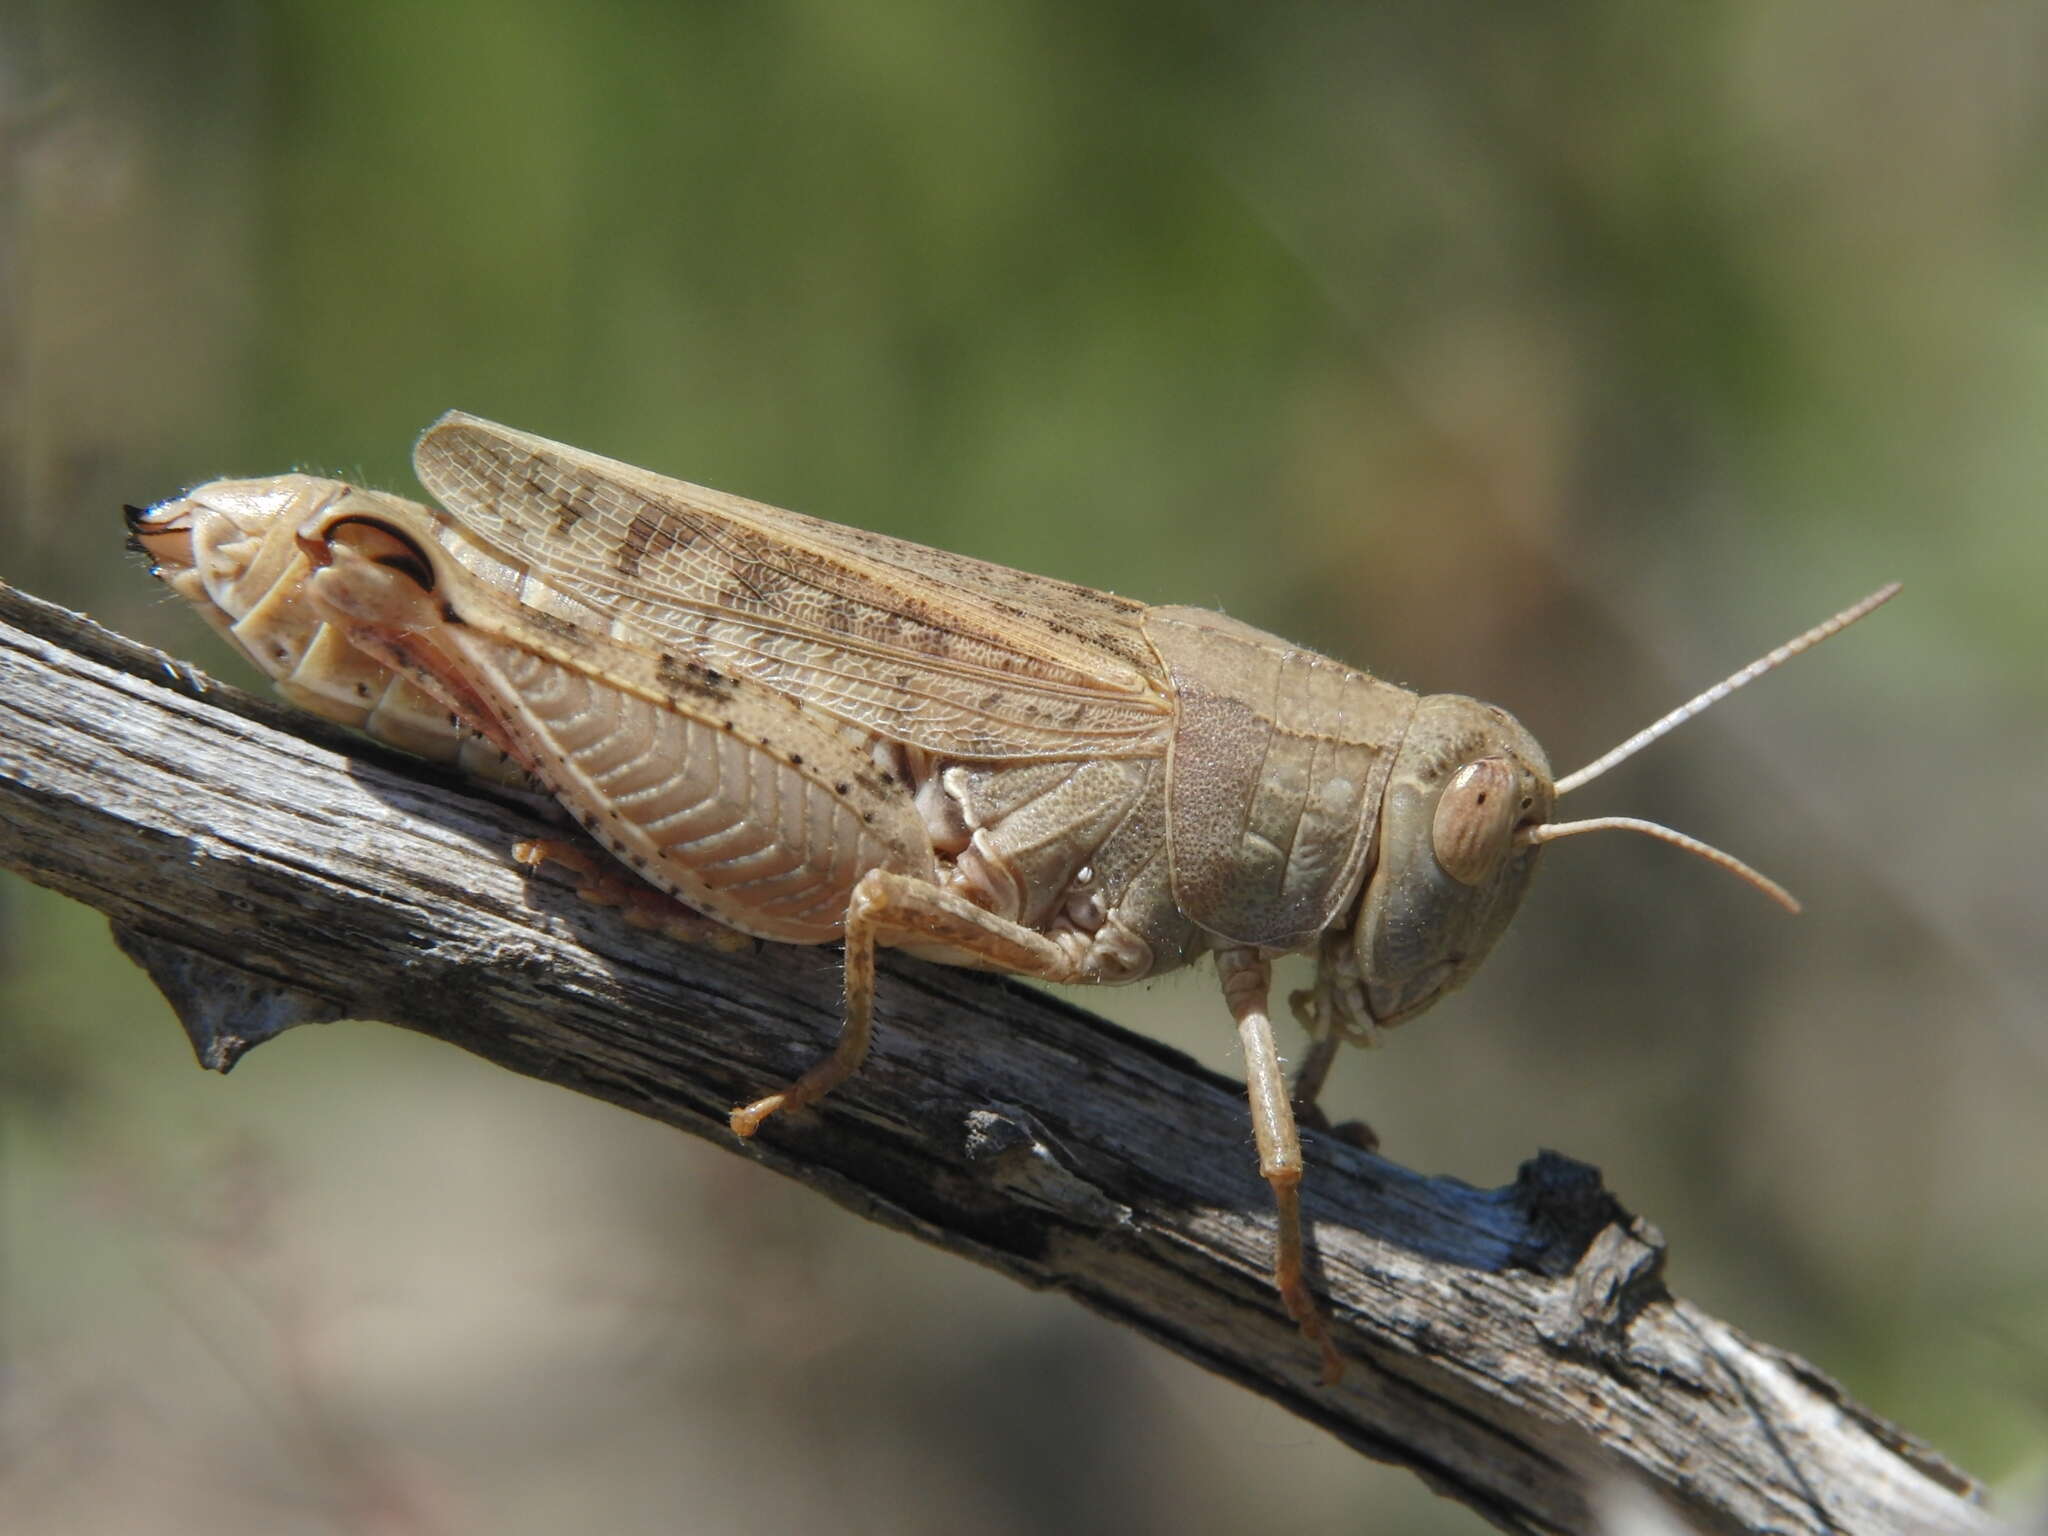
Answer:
[1286,986,1318,1032]
[729,1096,785,1139]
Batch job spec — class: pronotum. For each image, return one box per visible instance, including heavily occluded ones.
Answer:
[127,412,1897,1382]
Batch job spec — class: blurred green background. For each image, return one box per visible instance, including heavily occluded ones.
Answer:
[4,2,2045,1531]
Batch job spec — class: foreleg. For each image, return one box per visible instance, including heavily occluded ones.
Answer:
[1223,948,1344,1385]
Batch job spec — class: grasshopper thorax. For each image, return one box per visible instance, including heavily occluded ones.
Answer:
[1350,695,1553,1029]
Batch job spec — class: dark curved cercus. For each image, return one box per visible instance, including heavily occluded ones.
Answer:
[302,514,440,592]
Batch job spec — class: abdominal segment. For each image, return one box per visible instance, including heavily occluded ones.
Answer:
[142,478,523,784]
[383,621,940,947]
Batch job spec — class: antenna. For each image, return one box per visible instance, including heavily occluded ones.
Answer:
[1521,816,1799,912]
[1520,583,1902,911]
[1554,583,1901,797]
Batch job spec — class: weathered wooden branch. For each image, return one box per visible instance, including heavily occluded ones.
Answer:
[0,580,1990,1535]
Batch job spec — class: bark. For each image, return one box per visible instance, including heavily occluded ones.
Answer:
[0,580,1991,1535]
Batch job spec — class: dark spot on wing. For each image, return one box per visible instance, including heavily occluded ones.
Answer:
[553,492,598,536]
[524,609,584,640]
[657,650,736,703]
[618,505,697,577]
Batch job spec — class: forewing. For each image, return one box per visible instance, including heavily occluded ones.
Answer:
[413,414,1172,759]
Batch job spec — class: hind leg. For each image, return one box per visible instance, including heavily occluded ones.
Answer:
[515,837,753,953]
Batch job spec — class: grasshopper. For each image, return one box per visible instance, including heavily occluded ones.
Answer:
[128,413,1897,1383]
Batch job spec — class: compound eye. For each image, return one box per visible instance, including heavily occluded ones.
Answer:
[1431,758,1519,886]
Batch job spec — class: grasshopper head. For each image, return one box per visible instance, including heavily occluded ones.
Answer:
[1348,694,1553,1029]
[1331,584,1899,1042]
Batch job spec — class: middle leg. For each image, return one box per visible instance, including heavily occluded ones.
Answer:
[728,868,1088,1138]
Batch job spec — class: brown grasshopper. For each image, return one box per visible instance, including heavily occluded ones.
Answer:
[127,413,1897,1383]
